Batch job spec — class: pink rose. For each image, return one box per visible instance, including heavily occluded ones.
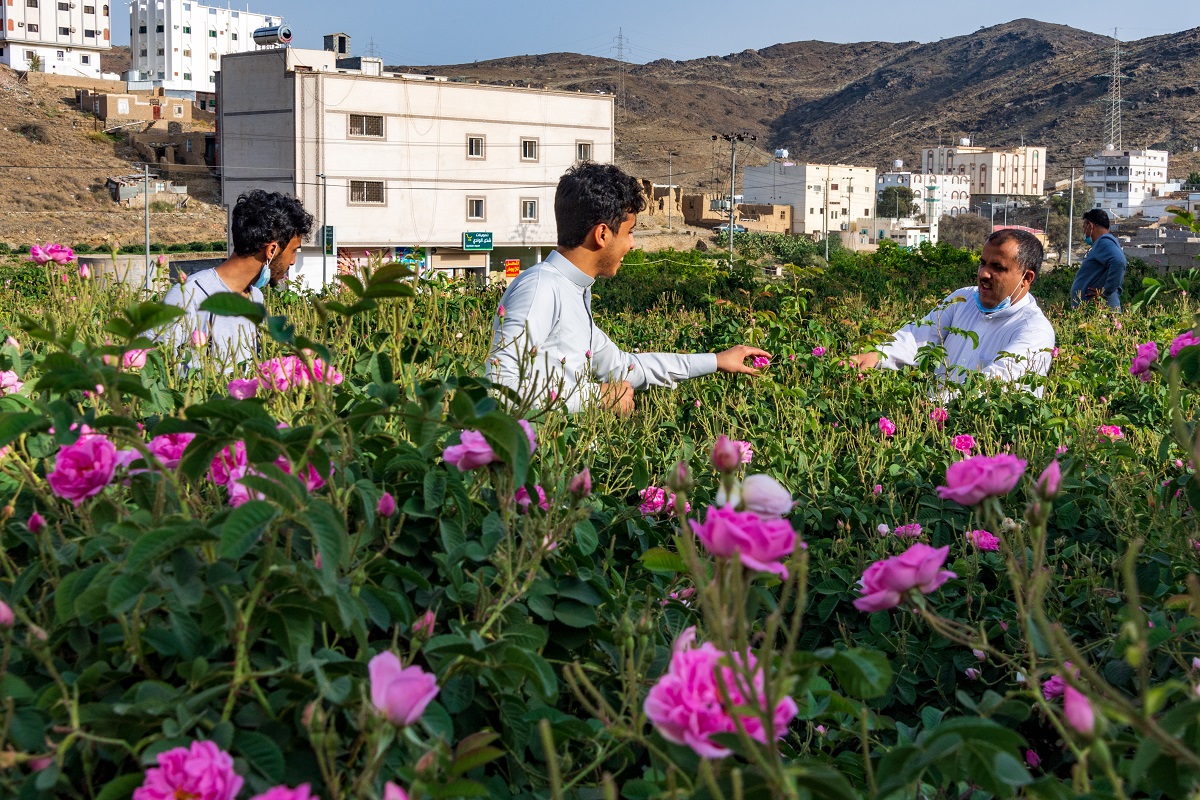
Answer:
[811,346,826,357]
[191,329,209,348]
[29,244,51,265]
[751,356,770,369]
[515,484,549,513]
[965,667,981,680]
[643,628,798,758]
[953,434,975,454]
[639,486,668,515]
[690,505,797,578]
[1129,341,1158,382]
[1042,674,1065,700]
[47,435,118,506]
[1063,685,1095,735]
[930,407,948,429]
[368,652,439,726]
[1025,749,1041,768]
[79,264,92,279]
[147,433,195,471]
[0,370,23,395]
[1036,460,1061,499]
[249,785,318,800]
[518,419,537,454]
[1097,425,1123,441]
[28,511,45,534]
[872,484,882,495]
[132,740,243,800]
[208,441,247,487]
[46,244,75,265]
[443,430,496,471]
[967,529,999,551]
[412,610,436,638]
[1170,330,1199,357]
[0,600,13,627]
[384,784,408,800]
[569,467,592,496]
[711,435,741,472]
[741,474,793,517]
[123,349,149,369]
[853,543,957,612]
[894,522,923,538]
[377,491,397,517]
[936,454,1027,506]
[227,378,259,399]
[878,417,896,437]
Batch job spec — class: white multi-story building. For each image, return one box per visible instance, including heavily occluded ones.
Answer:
[921,140,1047,200]
[129,0,279,94]
[0,0,112,78]
[1082,148,1169,217]
[877,172,971,218]
[218,47,614,289]
[742,161,877,247]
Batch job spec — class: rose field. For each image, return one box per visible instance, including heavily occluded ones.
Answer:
[4,231,1200,800]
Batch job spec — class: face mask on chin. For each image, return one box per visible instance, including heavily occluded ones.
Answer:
[975,279,1024,314]
[251,262,271,290]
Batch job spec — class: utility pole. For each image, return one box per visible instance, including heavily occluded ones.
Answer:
[144,163,151,290]
[714,132,755,262]
[824,173,830,262]
[1067,167,1075,267]
[668,150,677,230]
[316,172,328,288]
[847,177,854,251]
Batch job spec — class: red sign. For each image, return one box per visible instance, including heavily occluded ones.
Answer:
[504,259,521,278]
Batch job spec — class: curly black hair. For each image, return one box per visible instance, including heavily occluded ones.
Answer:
[230,190,314,257]
[554,162,646,248]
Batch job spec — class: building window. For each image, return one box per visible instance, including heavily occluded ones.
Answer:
[830,183,839,191]
[156,24,164,32]
[466,197,485,220]
[520,198,538,222]
[28,23,40,32]
[466,135,484,159]
[348,114,384,138]
[80,54,90,64]
[183,72,191,80]
[27,0,38,7]
[102,4,108,14]
[576,140,592,161]
[209,74,215,83]
[58,27,70,36]
[520,138,538,161]
[56,50,65,61]
[84,29,96,38]
[231,32,237,40]
[139,25,147,33]
[140,49,147,57]
[25,50,35,60]
[183,25,191,33]
[209,30,217,37]
[156,47,164,55]
[84,4,94,12]
[183,48,190,56]
[350,180,385,205]
[173,104,184,117]
[58,1,69,9]
[185,139,192,152]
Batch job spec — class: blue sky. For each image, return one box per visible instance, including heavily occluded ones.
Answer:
[113,2,1199,63]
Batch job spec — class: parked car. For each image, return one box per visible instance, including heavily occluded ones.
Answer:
[713,223,747,234]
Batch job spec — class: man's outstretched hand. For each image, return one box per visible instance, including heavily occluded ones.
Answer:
[849,351,881,371]
[599,380,635,415]
[716,345,772,375]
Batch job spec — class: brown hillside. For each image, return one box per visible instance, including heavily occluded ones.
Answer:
[391,19,1200,192]
[0,63,226,248]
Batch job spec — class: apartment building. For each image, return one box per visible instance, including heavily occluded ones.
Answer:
[218,47,614,289]
[742,161,877,247]
[1082,148,1169,217]
[0,0,112,78]
[920,140,1047,200]
[877,171,971,218]
[129,0,279,95]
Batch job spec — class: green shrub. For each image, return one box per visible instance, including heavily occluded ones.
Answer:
[149,200,176,213]
[0,262,50,298]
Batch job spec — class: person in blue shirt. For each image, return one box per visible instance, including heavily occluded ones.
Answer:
[1069,209,1127,310]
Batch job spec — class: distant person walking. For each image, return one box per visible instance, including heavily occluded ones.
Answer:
[1069,209,1127,311]
[162,190,313,367]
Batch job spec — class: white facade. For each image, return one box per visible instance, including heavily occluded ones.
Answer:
[0,0,112,78]
[1082,148,1169,217]
[921,142,1047,198]
[877,172,971,218]
[129,0,279,93]
[743,162,877,245]
[218,47,614,289]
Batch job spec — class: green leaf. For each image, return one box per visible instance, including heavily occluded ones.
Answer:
[471,412,530,486]
[125,525,216,572]
[95,773,146,800]
[303,499,347,578]
[199,293,266,325]
[828,648,892,699]
[574,519,598,555]
[234,730,284,782]
[447,745,504,778]
[506,647,558,701]
[219,501,277,560]
[0,411,48,448]
[552,600,597,628]
[639,547,686,574]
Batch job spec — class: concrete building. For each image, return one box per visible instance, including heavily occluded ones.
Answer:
[877,171,971,218]
[920,141,1046,201]
[129,0,280,95]
[742,161,877,247]
[79,87,192,123]
[217,46,614,289]
[1082,148,1169,218]
[0,0,112,78]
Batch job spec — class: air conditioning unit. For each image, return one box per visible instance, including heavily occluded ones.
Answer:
[70,27,77,33]
[839,223,848,231]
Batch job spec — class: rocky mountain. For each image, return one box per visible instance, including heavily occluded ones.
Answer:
[391,19,1200,191]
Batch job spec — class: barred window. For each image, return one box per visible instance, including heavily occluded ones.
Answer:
[349,114,384,138]
[350,180,385,204]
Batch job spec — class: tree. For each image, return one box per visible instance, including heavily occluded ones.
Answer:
[877,186,919,219]
[1186,171,1200,188]
[938,213,992,250]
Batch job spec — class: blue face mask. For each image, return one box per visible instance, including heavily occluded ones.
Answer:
[251,262,271,290]
[1084,235,1094,246]
[975,282,1022,314]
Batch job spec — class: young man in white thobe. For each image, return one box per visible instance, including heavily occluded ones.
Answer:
[487,162,770,414]
[850,229,1055,389]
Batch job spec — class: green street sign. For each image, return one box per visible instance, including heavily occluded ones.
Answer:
[463,231,493,251]
[322,225,336,256]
